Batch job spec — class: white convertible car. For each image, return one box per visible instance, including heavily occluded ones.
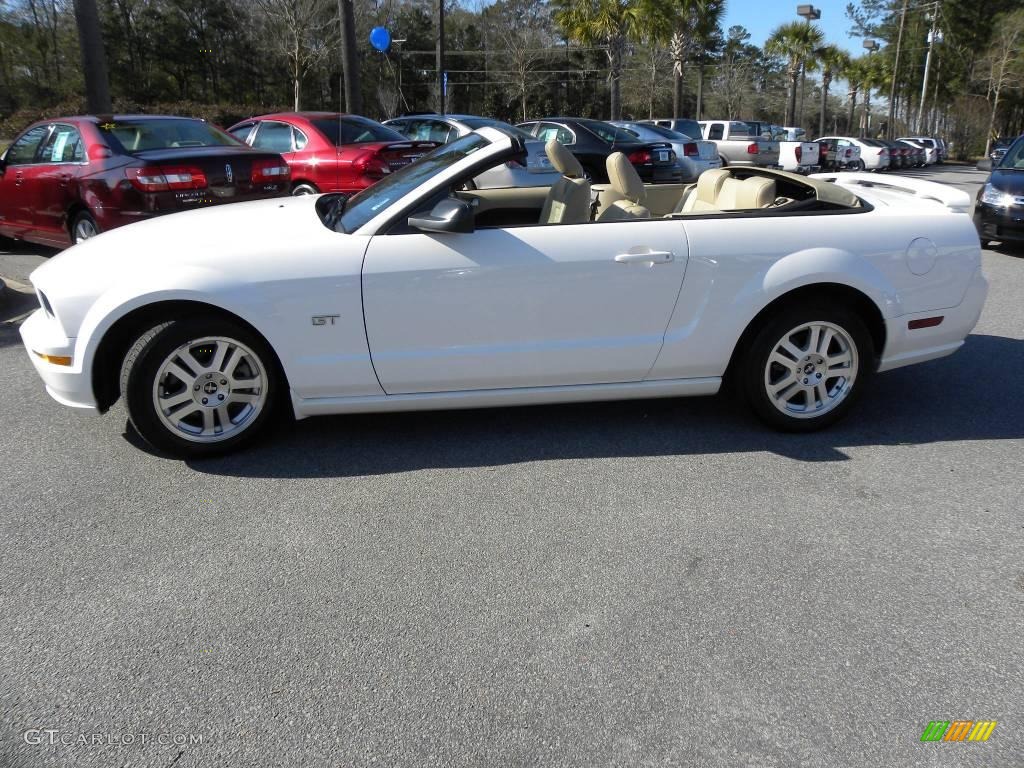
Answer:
[20,127,987,457]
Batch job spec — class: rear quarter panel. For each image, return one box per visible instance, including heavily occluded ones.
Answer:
[648,204,980,380]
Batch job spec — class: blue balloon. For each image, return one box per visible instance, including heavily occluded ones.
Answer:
[370,26,391,52]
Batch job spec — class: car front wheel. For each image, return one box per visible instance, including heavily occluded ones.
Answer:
[120,316,281,457]
[738,304,873,431]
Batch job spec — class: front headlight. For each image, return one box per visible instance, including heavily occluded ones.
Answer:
[981,184,1014,208]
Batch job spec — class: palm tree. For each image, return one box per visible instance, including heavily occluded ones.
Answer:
[766,20,824,127]
[816,44,850,136]
[844,55,869,133]
[554,0,670,119]
[668,0,725,119]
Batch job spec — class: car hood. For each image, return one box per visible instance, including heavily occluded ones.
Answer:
[987,168,1024,195]
[30,195,341,334]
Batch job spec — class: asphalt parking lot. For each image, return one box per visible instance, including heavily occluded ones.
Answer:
[1,166,1021,767]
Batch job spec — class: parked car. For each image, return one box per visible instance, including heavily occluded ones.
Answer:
[695,120,781,169]
[228,112,436,196]
[816,138,861,171]
[896,136,939,165]
[20,127,986,457]
[517,118,681,183]
[643,118,705,138]
[383,113,558,188]
[988,137,1014,164]
[974,134,1024,248]
[0,114,290,248]
[875,139,911,170]
[609,120,721,181]
[895,139,927,167]
[817,137,889,171]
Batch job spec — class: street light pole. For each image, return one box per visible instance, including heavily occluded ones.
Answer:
[916,10,940,133]
[887,0,909,138]
[436,0,446,113]
[796,6,821,130]
[862,39,878,136]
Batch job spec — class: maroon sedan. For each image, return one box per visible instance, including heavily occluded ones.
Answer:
[0,115,290,248]
[226,112,437,196]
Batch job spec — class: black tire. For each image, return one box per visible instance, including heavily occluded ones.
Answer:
[736,303,874,432]
[70,210,100,244]
[119,315,281,458]
[854,159,866,172]
[291,182,319,196]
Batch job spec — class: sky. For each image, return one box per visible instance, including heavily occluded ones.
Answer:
[722,0,865,54]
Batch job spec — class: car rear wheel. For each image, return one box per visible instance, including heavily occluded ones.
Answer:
[854,159,866,172]
[120,316,281,457]
[291,182,319,196]
[737,304,873,432]
[71,211,99,244]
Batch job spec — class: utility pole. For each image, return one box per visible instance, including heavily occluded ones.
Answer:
[887,0,908,138]
[72,0,111,113]
[338,0,361,113]
[916,8,940,133]
[436,0,446,113]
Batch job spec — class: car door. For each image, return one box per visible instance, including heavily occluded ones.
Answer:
[32,123,88,243]
[249,119,300,179]
[361,218,689,394]
[0,124,51,238]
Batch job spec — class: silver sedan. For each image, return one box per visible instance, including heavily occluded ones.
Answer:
[611,121,722,182]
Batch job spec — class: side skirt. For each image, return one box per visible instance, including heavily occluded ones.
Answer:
[291,377,722,419]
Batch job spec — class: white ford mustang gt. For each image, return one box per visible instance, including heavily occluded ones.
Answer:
[20,126,987,458]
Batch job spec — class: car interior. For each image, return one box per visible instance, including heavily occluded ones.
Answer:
[441,140,859,229]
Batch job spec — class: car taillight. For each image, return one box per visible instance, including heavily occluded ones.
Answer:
[879,148,888,155]
[795,146,802,162]
[683,142,699,157]
[251,159,291,184]
[747,143,759,155]
[352,151,391,180]
[627,150,652,164]
[126,166,207,192]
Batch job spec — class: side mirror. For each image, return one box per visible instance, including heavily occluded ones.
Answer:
[976,158,992,172]
[408,197,474,234]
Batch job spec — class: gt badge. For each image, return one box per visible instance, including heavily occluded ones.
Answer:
[312,315,339,326]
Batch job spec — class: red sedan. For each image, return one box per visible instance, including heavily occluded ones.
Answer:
[226,112,437,195]
[0,115,291,249]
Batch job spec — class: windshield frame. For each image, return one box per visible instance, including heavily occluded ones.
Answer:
[997,136,1024,169]
[334,127,517,235]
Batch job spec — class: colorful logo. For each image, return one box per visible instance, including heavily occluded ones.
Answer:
[920,721,997,742]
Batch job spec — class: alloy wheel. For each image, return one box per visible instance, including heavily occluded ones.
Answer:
[763,321,859,419]
[151,336,268,442]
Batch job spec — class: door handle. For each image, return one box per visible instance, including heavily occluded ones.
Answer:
[614,250,673,265]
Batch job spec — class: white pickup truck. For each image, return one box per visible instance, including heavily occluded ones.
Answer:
[697,120,781,169]
[743,121,819,174]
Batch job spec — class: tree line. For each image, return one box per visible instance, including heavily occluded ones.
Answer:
[1,0,1022,156]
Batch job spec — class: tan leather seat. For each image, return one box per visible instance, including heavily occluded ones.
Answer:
[596,153,650,221]
[718,176,776,210]
[677,168,729,212]
[539,140,592,225]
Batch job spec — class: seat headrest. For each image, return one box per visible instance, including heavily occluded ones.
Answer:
[695,168,729,202]
[546,139,585,179]
[736,176,776,209]
[606,152,645,203]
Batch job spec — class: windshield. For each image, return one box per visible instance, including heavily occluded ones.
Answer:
[312,116,406,145]
[337,132,490,233]
[581,120,642,145]
[457,117,535,141]
[98,118,241,152]
[998,137,1024,168]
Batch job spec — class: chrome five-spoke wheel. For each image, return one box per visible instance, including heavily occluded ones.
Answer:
[153,337,268,442]
[763,321,858,418]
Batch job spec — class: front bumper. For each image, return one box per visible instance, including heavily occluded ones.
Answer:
[19,309,97,410]
[877,266,988,372]
[975,202,1024,243]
